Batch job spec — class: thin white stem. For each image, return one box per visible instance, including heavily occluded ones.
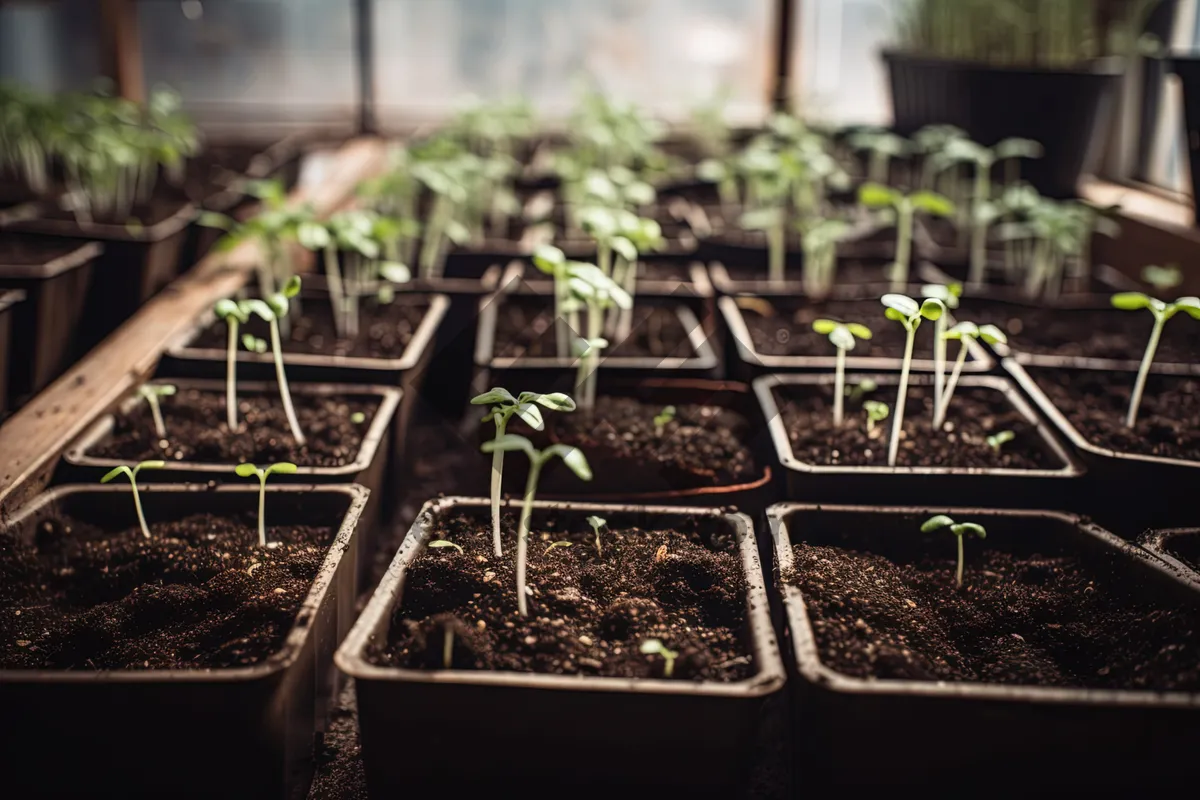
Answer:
[270,320,306,446]
[768,220,785,284]
[956,533,964,589]
[257,475,267,547]
[554,271,570,359]
[616,258,637,342]
[584,303,603,412]
[147,394,167,440]
[324,246,348,339]
[516,459,544,617]
[888,325,916,467]
[833,347,846,427]
[226,320,239,431]
[443,627,454,669]
[490,415,509,557]
[131,476,151,540]
[935,341,970,429]
[933,317,947,426]
[1127,316,1165,428]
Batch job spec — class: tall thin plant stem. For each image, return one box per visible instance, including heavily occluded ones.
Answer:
[1127,317,1164,428]
[515,457,545,617]
[833,346,846,427]
[269,319,306,446]
[489,415,509,556]
[935,341,970,429]
[888,325,916,467]
[225,319,239,430]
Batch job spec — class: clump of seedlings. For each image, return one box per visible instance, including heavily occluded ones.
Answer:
[137,383,177,441]
[934,320,1007,429]
[1110,287,1200,426]
[471,388,577,556]
[858,183,954,290]
[920,514,987,590]
[99,460,165,539]
[812,319,872,426]
[996,192,1120,298]
[880,294,945,465]
[234,462,299,547]
[640,638,679,678]
[480,435,592,616]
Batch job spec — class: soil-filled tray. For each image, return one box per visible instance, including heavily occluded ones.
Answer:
[1140,529,1200,589]
[719,295,992,378]
[756,372,1081,506]
[921,259,1141,305]
[0,483,366,800]
[335,497,784,794]
[770,503,1200,791]
[707,258,902,298]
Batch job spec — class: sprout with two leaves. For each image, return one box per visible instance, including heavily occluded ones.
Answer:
[911,124,966,191]
[234,462,298,547]
[858,184,955,291]
[864,400,890,434]
[137,383,177,441]
[587,515,607,557]
[471,388,577,556]
[480,435,592,617]
[100,461,165,540]
[799,218,854,299]
[934,321,1007,429]
[565,263,632,413]
[737,145,796,283]
[640,639,679,678]
[846,129,910,185]
[236,276,306,445]
[214,299,251,431]
[920,283,962,426]
[1110,290,1200,427]
[880,294,945,466]
[920,515,987,590]
[412,154,473,279]
[812,320,873,427]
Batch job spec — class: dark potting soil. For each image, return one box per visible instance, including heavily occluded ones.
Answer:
[367,511,753,682]
[0,233,93,267]
[1025,367,1200,461]
[715,260,895,287]
[492,300,697,360]
[930,260,1120,296]
[785,544,1200,690]
[192,296,430,360]
[546,395,758,486]
[962,299,1200,362]
[87,386,378,467]
[0,512,334,670]
[742,297,969,361]
[775,382,1057,469]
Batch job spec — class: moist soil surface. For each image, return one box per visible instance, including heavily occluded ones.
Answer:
[367,511,753,681]
[1025,367,1200,461]
[492,299,697,360]
[0,512,334,670]
[775,382,1057,469]
[0,234,94,267]
[785,543,1200,690]
[741,298,978,362]
[193,295,430,360]
[87,386,379,467]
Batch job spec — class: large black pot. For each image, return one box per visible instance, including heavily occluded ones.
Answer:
[883,51,1122,198]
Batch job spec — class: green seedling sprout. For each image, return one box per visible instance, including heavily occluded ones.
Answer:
[936,321,1007,429]
[640,638,679,678]
[137,383,177,440]
[100,460,165,540]
[987,430,1015,453]
[864,400,890,433]
[859,183,954,290]
[214,299,250,430]
[846,129,910,184]
[912,124,967,190]
[532,244,578,358]
[242,334,267,354]
[1111,289,1200,427]
[612,213,664,340]
[812,320,872,426]
[920,283,962,426]
[565,263,632,413]
[799,218,853,299]
[587,515,607,557]
[428,539,464,555]
[234,462,298,547]
[543,541,573,556]
[471,388,577,557]
[653,405,677,436]
[846,378,878,403]
[1142,264,1182,292]
[920,514,987,590]
[881,294,945,466]
[240,275,306,445]
[480,435,592,617]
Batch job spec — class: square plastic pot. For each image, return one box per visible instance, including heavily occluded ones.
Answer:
[0,483,367,800]
[755,372,1083,507]
[770,502,1200,791]
[1139,529,1200,590]
[335,496,786,794]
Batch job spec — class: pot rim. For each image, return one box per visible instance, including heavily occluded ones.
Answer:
[880,48,1125,76]
[5,199,197,242]
[1138,529,1200,590]
[0,240,104,280]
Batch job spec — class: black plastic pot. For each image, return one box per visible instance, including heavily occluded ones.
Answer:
[1139,528,1200,589]
[883,50,1122,198]
[335,496,786,794]
[0,483,367,800]
[719,295,994,381]
[0,288,22,418]
[756,372,1082,507]
[770,502,1200,791]
[1171,55,1200,220]
[60,379,399,588]
[0,238,103,405]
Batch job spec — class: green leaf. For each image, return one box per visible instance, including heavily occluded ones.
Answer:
[234,463,260,478]
[845,323,873,340]
[829,325,856,351]
[858,182,899,208]
[696,158,727,183]
[993,137,1043,161]
[198,211,233,230]
[282,275,302,298]
[920,514,955,533]
[428,539,464,554]
[863,400,889,421]
[884,307,907,323]
[240,298,274,323]
[481,433,536,458]
[919,298,945,321]
[265,463,298,477]
[100,465,132,484]
[138,460,167,470]
[551,445,593,481]
[611,236,638,262]
[533,392,577,412]
[1111,292,1153,311]
[1141,265,1181,291]
[296,221,331,250]
[242,334,267,353]
[951,522,987,540]
[445,220,471,246]
[543,541,574,555]
[532,244,566,275]
[880,294,919,318]
[944,321,978,341]
[514,403,545,430]
[911,191,955,217]
[214,298,246,323]
[586,515,607,531]
[811,319,838,335]
[739,207,783,230]
[1174,296,1200,319]
[471,388,517,406]
[977,324,1008,345]
[379,262,411,284]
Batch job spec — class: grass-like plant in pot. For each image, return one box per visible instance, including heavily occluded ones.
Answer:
[881,293,945,465]
[858,183,954,291]
[1110,289,1200,426]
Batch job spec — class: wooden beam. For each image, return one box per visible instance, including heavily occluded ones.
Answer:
[100,0,144,103]
[0,137,388,520]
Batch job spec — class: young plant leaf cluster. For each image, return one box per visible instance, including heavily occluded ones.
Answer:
[1111,287,1200,426]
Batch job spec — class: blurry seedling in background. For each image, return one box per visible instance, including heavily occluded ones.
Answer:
[234,462,299,547]
[858,183,954,291]
[428,540,464,555]
[864,400,890,434]
[986,430,1015,453]
[100,461,165,540]
[653,405,677,437]
[1142,264,1182,292]
[137,383,176,441]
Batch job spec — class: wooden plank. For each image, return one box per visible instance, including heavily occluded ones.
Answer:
[0,137,387,519]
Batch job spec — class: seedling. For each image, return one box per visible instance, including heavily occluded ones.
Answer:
[936,321,1007,429]
[987,430,1015,453]
[565,263,632,412]
[846,378,878,403]
[920,515,987,589]
[1142,264,1182,292]
[640,638,679,678]
[480,435,592,616]
[242,334,267,353]
[920,283,962,425]
[137,383,176,440]
[234,462,299,547]
[1111,290,1200,426]
[532,244,577,358]
[812,320,872,426]
[799,218,853,298]
[100,461,165,540]
[846,129,910,184]
[653,405,677,436]
[239,275,306,445]
[428,539,464,555]
[858,183,954,290]
[864,400,889,433]
[471,388,577,556]
[587,515,607,557]
[881,294,945,466]
[543,541,573,556]
[214,299,250,430]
